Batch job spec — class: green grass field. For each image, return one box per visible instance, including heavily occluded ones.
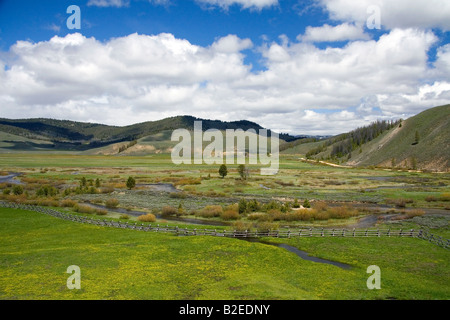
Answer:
[0,207,449,300]
[0,152,449,300]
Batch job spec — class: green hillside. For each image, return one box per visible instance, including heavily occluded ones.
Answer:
[282,104,449,172]
[350,104,450,171]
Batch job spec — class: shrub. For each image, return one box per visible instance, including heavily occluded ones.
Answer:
[264,200,281,211]
[221,209,240,220]
[95,209,108,215]
[73,204,95,214]
[36,185,58,197]
[314,210,330,220]
[248,212,273,222]
[99,187,115,194]
[224,203,239,212]
[238,199,247,214]
[196,205,223,218]
[386,198,411,208]
[60,199,77,207]
[286,209,316,221]
[313,201,328,211]
[12,185,24,196]
[440,193,450,202]
[169,192,187,199]
[256,222,279,232]
[2,188,11,195]
[303,199,311,208]
[37,199,60,207]
[161,206,178,217]
[231,221,252,232]
[326,206,358,219]
[138,213,156,222]
[425,196,438,202]
[175,178,201,186]
[247,199,260,212]
[406,209,425,219]
[87,186,97,194]
[105,198,119,208]
[119,214,130,219]
[268,209,285,221]
[177,203,185,215]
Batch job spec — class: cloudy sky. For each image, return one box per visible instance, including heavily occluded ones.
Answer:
[0,0,449,135]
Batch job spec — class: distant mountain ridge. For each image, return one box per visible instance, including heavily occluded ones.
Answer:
[1,105,448,172]
[0,116,297,152]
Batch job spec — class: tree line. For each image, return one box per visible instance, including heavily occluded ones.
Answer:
[306,119,401,159]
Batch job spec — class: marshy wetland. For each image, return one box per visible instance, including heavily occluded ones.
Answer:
[0,153,449,299]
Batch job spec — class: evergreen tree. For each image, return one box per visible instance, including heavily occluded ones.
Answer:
[303,199,311,208]
[126,176,136,190]
[414,131,420,145]
[219,164,228,178]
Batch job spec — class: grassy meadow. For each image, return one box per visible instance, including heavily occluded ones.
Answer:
[0,153,449,299]
[1,208,448,300]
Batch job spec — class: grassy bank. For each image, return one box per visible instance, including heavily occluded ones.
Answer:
[1,207,448,300]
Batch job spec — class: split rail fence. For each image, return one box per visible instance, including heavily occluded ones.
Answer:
[1,201,448,249]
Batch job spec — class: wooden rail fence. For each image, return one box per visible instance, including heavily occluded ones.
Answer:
[1,201,448,249]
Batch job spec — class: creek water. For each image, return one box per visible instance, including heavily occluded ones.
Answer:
[243,238,352,270]
[0,173,23,185]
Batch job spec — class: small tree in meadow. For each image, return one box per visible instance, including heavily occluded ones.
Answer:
[219,164,228,179]
[80,177,87,188]
[303,199,311,208]
[238,164,247,180]
[238,199,247,214]
[126,176,136,190]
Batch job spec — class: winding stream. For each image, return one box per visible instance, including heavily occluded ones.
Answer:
[0,173,23,185]
[243,238,352,270]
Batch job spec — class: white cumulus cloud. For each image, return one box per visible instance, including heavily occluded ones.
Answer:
[87,0,130,7]
[301,23,371,42]
[319,0,450,31]
[196,0,278,10]
[0,28,449,135]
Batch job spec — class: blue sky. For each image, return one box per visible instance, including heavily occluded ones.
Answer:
[0,0,449,135]
[0,0,337,71]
